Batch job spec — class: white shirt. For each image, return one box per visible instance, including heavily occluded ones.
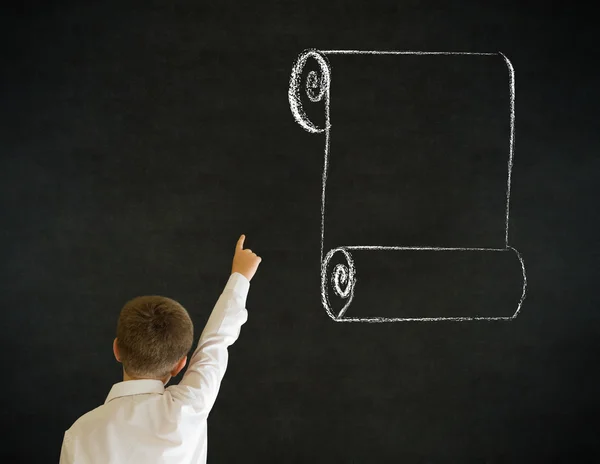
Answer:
[60,272,250,464]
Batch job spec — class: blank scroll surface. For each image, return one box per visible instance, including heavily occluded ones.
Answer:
[288,50,527,322]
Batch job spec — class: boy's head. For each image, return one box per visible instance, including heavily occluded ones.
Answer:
[113,295,194,384]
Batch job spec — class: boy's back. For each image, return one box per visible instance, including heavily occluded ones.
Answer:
[60,236,261,464]
[63,379,213,462]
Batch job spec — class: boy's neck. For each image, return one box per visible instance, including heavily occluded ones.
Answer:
[122,369,169,385]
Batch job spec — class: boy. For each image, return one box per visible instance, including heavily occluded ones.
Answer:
[60,234,261,463]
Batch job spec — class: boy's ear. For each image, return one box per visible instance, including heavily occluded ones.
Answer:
[171,356,187,377]
[113,338,121,363]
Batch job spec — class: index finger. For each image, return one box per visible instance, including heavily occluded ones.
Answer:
[236,234,245,251]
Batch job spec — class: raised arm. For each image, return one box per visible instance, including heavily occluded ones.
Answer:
[167,234,261,414]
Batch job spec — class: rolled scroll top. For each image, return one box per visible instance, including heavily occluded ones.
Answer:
[288,49,331,133]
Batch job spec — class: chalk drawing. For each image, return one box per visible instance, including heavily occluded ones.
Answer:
[288,49,527,322]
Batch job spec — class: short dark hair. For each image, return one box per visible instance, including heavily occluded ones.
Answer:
[116,295,194,379]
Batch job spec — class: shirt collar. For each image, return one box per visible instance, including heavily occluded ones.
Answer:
[105,379,165,404]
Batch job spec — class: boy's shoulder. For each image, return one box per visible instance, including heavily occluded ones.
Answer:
[67,403,110,433]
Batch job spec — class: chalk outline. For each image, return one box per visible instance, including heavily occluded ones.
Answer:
[289,49,527,322]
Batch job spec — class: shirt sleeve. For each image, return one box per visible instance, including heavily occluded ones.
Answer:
[166,272,250,415]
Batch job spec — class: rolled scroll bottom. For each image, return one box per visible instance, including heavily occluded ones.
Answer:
[321,247,526,321]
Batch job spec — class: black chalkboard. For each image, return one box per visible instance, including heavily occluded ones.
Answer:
[2,1,598,462]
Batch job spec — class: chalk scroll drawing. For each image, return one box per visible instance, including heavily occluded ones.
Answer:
[288,49,527,322]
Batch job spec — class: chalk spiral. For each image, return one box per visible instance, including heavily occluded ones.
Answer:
[288,49,331,133]
[321,247,356,319]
